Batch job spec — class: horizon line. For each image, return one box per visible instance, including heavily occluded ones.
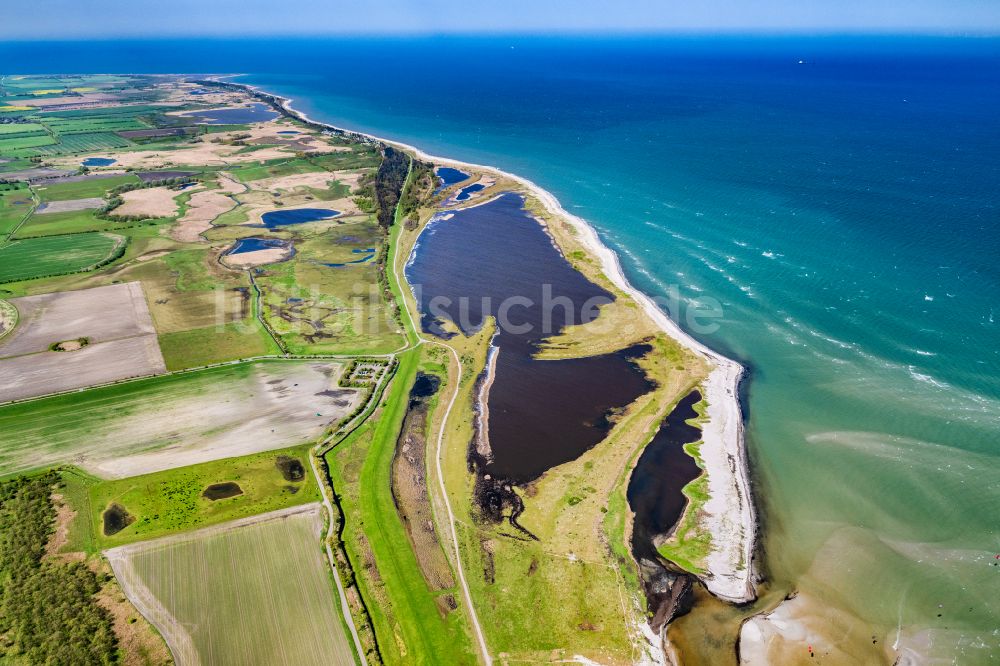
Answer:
[3,29,1000,42]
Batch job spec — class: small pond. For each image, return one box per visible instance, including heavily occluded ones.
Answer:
[454,182,486,201]
[228,237,290,255]
[322,247,376,267]
[260,208,339,229]
[202,482,244,500]
[82,157,116,167]
[436,166,470,190]
[103,503,135,536]
[275,455,305,482]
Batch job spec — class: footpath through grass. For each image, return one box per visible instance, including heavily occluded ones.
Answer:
[325,348,477,665]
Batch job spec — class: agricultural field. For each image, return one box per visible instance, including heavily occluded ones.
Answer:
[0,182,34,237]
[71,444,319,549]
[106,505,356,666]
[0,74,441,666]
[0,231,125,283]
[0,360,358,477]
[0,282,166,402]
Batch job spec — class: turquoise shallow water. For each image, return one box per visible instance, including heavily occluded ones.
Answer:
[4,36,999,660]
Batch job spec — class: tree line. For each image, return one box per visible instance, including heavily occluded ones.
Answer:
[0,472,118,664]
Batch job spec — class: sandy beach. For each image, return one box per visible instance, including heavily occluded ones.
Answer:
[237,77,757,605]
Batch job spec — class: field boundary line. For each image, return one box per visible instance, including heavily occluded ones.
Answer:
[309,453,368,666]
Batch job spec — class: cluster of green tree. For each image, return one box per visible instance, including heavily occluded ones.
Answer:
[373,146,409,228]
[0,472,118,664]
[397,158,435,224]
[314,454,383,664]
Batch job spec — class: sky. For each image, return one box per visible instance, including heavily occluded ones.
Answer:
[4,0,999,39]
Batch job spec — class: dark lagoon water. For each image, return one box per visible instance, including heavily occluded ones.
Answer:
[260,207,338,228]
[406,193,654,483]
[436,166,469,188]
[228,236,288,255]
[627,390,703,563]
[185,102,278,124]
[81,157,116,167]
[454,182,485,201]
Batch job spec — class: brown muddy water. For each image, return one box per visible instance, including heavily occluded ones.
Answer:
[103,502,135,536]
[275,455,305,482]
[202,482,244,500]
[405,193,654,527]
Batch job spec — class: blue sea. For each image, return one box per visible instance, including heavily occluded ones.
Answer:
[4,36,998,661]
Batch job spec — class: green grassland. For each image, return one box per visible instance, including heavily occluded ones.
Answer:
[158,320,279,370]
[230,157,332,183]
[0,231,124,283]
[0,183,34,236]
[252,218,404,355]
[326,348,478,665]
[78,444,319,550]
[17,208,107,236]
[116,507,356,666]
[0,122,47,135]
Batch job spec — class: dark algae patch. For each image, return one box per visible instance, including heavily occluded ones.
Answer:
[626,390,704,630]
[103,502,134,536]
[406,193,654,526]
[275,455,305,482]
[202,482,244,500]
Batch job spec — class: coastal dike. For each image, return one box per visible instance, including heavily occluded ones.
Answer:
[223,77,759,660]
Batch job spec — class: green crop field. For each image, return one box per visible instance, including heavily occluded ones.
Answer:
[47,117,148,134]
[0,133,57,153]
[82,444,319,549]
[0,232,124,283]
[0,123,47,135]
[0,185,33,236]
[34,174,138,201]
[158,319,279,370]
[108,506,356,666]
[17,131,132,156]
[16,209,108,237]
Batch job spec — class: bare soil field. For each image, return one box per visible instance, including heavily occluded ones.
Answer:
[0,282,164,402]
[0,282,156,358]
[0,360,358,477]
[113,187,180,218]
[171,189,236,242]
[221,246,293,268]
[0,335,165,403]
[36,197,105,214]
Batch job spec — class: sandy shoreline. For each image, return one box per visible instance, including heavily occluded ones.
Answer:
[233,78,758,603]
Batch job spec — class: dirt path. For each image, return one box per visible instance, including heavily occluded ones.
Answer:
[308,455,368,665]
[387,182,492,664]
